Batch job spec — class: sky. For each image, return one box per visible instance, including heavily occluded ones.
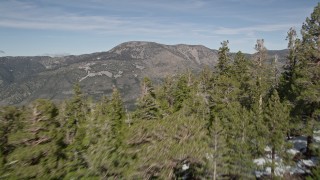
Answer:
[0,0,318,56]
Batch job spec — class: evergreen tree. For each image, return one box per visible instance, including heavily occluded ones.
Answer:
[85,96,110,178]
[180,79,208,119]
[253,39,268,111]
[264,90,290,179]
[217,40,231,74]
[278,27,302,139]
[5,99,62,179]
[127,111,210,179]
[232,51,253,109]
[0,106,20,177]
[296,3,320,158]
[219,102,254,179]
[208,115,226,180]
[248,39,270,157]
[279,28,300,102]
[156,75,175,116]
[135,77,160,120]
[206,41,254,179]
[90,95,110,145]
[173,72,192,112]
[87,87,128,178]
[108,87,125,152]
[63,83,90,178]
[301,2,320,63]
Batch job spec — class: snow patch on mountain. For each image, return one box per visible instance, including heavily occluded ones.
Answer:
[79,71,113,82]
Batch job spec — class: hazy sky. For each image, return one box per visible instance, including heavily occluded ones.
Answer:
[0,0,318,56]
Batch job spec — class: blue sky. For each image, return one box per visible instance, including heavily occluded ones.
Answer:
[0,0,318,56]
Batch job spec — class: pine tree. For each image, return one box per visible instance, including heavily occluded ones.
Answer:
[180,79,208,119]
[135,77,160,120]
[301,3,320,63]
[87,87,128,178]
[219,102,254,179]
[253,39,268,111]
[0,106,20,177]
[85,96,110,178]
[5,99,62,179]
[278,27,302,139]
[156,75,175,116]
[248,39,270,157]
[91,95,110,144]
[205,41,254,179]
[63,83,90,178]
[64,83,87,144]
[232,51,253,109]
[173,72,192,112]
[296,3,320,158]
[279,28,300,102]
[126,110,210,179]
[217,40,231,74]
[264,90,290,179]
[208,115,226,180]
[108,87,125,151]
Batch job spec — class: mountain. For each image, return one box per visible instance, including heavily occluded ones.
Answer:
[0,41,287,108]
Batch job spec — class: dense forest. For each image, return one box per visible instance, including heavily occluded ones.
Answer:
[1,3,320,180]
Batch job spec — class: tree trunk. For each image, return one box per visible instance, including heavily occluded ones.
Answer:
[271,146,275,180]
[213,132,217,180]
[306,135,313,158]
[287,132,291,140]
[213,116,219,180]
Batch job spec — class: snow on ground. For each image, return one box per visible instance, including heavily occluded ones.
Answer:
[314,130,320,143]
[264,146,271,152]
[253,158,267,166]
[79,70,113,82]
[254,132,319,178]
[301,158,317,167]
[287,148,300,155]
[254,154,287,177]
[290,136,307,153]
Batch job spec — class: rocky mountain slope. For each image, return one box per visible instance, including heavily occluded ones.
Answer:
[0,41,287,108]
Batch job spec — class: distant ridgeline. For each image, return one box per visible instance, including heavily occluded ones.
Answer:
[0,41,287,109]
[1,3,320,179]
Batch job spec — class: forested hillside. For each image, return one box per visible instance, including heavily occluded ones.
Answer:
[0,3,320,180]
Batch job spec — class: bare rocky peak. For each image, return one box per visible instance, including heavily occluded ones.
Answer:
[109,41,218,65]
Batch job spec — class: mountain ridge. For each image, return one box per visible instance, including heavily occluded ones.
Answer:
[0,41,288,107]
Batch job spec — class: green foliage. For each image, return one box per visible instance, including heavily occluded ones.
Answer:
[62,84,90,178]
[0,106,20,176]
[301,2,320,62]
[219,103,254,179]
[173,72,193,112]
[232,51,254,109]
[135,77,160,120]
[294,3,320,158]
[4,99,64,179]
[156,75,176,116]
[264,90,290,177]
[107,87,125,148]
[1,4,320,178]
[217,40,231,74]
[86,87,128,179]
[127,113,210,179]
[307,164,320,180]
